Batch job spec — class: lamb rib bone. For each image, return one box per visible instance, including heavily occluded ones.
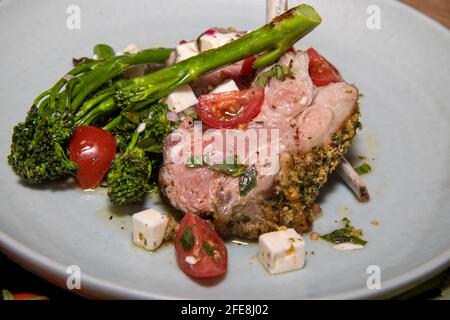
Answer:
[266,0,370,203]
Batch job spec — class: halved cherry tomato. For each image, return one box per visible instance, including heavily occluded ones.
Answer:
[287,47,296,53]
[69,126,116,189]
[175,213,228,278]
[306,48,342,87]
[197,88,264,129]
[240,56,256,77]
[2,290,48,300]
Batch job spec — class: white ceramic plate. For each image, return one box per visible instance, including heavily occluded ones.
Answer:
[0,0,449,299]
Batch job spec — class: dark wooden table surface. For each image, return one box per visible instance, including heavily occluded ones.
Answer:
[1,0,449,300]
[401,0,450,28]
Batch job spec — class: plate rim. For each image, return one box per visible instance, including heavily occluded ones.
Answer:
[1,232,449,299]
[1,0,449,299]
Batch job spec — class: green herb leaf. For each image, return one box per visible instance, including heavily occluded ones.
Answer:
[180,227,195,252]
[211,162,247,177]
[349,236,367,246]
[256,64,294,87]
[354,163,372,175]
[239,166,257,196]
[93,44,115,60]
[202,241,215,256]
[320,218,367,246]
[183,107,198,120]
[186,156,206,168]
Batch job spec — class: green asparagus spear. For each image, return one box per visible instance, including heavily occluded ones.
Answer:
[77,4,322,123]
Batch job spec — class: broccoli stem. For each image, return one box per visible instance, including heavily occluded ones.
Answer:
[126,129,140,152]
[71,47,172,115]
[103,115,123,132]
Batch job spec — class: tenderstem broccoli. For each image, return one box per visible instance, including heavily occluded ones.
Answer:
[107,103,173,204]
[8,48,172,184]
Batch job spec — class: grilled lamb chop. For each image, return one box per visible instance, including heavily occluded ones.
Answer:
[159,50,360,239]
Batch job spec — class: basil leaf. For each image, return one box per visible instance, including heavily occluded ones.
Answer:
[211,163,247,177]
[183,107,198,120]
[320,229,352,244]
[350,236,367,246]
[93,44,115,60]
[202,241,215,256]
[256,64,294,87]
[354,163,372,175]
[180,227,195,252]
[239,166,257,196]
[320,218,367,246]
[186,156,205,168]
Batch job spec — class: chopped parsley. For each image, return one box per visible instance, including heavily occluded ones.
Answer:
[186,156,206,168]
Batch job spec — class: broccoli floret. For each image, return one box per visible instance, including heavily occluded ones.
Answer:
[142,102,173,143]
[8,102,78,184]
[106,103,174,204]
[107,148,153,205]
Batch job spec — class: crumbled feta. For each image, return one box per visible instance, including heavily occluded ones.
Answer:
[211,79,239,94]
[132,208,168,251]
[257,228,306,274]
[123,44,139,54]
[199,32,240,52]
[185,256,197,265]
[333,243,364,252]
[165,84,198,113]
[300,96,308,105]
[176,41,199,62]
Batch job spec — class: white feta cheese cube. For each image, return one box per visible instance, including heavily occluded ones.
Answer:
[257,228,306,274]
[199,32,239,52]
[211,79,239,94]
[175,41,199,62]
[132,208,168,251]
[165,84,198,113]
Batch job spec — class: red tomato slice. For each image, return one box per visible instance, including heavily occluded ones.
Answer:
[69,126,116,189]
[175,213,228,278]
[1,290,48,300]
[197,88,264,129]
[306,48,342,87]
[13,293,48,300]
[240,56,256,77]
